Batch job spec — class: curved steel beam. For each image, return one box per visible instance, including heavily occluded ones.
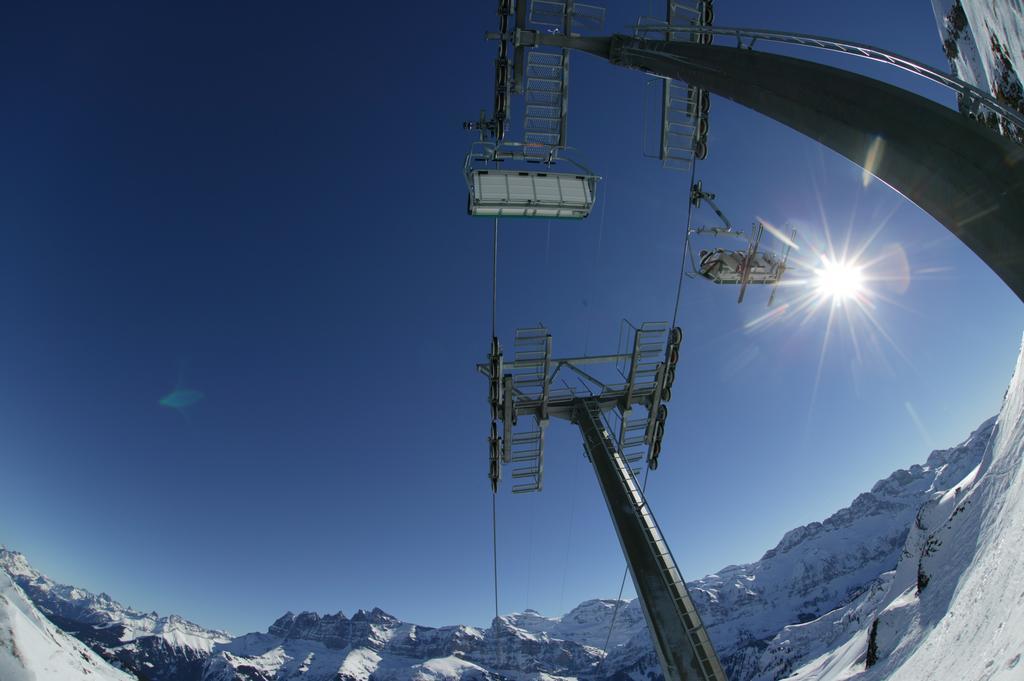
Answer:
[548,34,1024,300]
[629,25,1024,129]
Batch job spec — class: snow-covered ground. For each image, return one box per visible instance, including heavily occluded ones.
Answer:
[932,0,1024,140]
[777,336,1024,681]
[0,568,132,681]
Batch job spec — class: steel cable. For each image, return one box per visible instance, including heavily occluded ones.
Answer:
[491,217,501,666]
[602,155,698,658]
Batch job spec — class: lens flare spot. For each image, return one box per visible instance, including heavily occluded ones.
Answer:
[814,257,864,302]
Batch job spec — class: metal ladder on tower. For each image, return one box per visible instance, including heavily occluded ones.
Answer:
[507,327,552,493]
[615,322,670,473]
[636,0,712,169]
[661,82,709,169]
[523,49,568,154]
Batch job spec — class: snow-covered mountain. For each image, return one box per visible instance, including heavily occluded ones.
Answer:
[0,548,231,681]
[0,409,1004,681]
[932,0,1024,142]
[0,403,1007,681]
[0,567,133,681]
[202,607,604,681]
[504,599,647,650]
[749,335,1024,681]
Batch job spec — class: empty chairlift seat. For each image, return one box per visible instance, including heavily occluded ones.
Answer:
[468,169,597,219]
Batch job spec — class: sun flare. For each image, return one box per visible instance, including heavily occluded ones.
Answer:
[814,256,865,302]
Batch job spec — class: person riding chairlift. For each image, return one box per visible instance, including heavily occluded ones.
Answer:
[698,248,780,284]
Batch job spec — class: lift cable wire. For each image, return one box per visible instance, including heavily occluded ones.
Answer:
[557,443,582,614]
[600,465,652,658]
[492,217,499,337]
[525,500,535,610]
[584,186,609,356]
[545,220,552,288]
[490,217,501,666]
[602,158,699,659]
[671,162,699,329]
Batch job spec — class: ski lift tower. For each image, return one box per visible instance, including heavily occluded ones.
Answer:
[468,3,729,680]
[479,323,727,681]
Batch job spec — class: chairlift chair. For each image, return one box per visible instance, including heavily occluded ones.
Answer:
[464,141,600,219]
[688,181,797,303]
[698,248,784,285]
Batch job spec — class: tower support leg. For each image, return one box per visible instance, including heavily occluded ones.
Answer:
[575,398,727,681]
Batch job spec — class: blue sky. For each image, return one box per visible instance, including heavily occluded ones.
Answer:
[1,1,1022,637]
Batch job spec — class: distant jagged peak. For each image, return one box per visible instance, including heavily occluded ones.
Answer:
[352,606,399,623]
[268,606,400,636]
[503,608,561,634]
[566,597,627,614]
[264,606,408,652]
[269,609,342,636]
[491,613,526,631]
[0,548,34,577]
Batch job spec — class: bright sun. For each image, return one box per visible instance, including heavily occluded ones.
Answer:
[814,256,865,302]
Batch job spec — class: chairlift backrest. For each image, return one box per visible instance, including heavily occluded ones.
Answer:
[468,169,597,219]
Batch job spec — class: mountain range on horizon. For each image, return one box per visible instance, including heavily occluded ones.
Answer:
[1,374,1012,681]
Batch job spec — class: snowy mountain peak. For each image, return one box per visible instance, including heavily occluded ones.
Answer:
[0,550,34,578]
[0,569,132,681]
[352,606,398,624]
[264,606,405,652]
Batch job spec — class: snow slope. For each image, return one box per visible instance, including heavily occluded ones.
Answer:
[932,0,1024,141]
[0,548,231,681]
[0,567,133,681]
[776,336,1024,681]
